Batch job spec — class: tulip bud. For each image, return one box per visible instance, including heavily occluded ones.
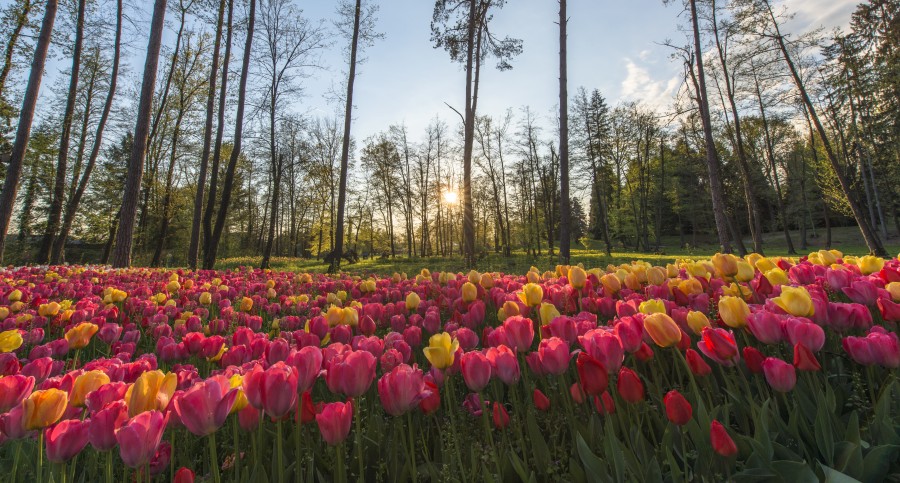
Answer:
[663,390,692,426]
[710,420,738,457]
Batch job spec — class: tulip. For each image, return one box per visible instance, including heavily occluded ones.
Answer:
[64,322,99,350]
[518,283,543,307]
[643,313,682,348]
[742,346,765,374]
[578,329,624,373]
[698,328,740,367]
[89,400,128,451]
[0,374,34,413]
[70,370,110,408]
[326,350,376,398]
[492,402,510,429]
[663,390,692,426]
[23,388,68,430]
[600,274,621,294]
[858,255,884,275]
[0,329,23,353]
[405,292,421,311]
[746,311,784,345]
[710,420,738,457]
[460,351,492,392]
[173,375,238,436]
[639,299,666,315]
[533,389,550,411]
[762,357,796,392]
[616,367,644,403]
[764,268,789,286]
[175,468,195,483]
[539,302,561,326]
[711,253,738,277]
[868,331,900,368]
[537,337,570,375]
[576,352,608,395]
[568,266,588,289]
[126,370,177,417]
[423,332,459,370]
[718,296,750,329]
[377,363,429,416]
[418,380,441,415]
[502,316,534,352]
[686,311,711,335]
[116,410,166,468]
[843,280,879,306]
[887,282,900,302]
[485,345,520,385]
[842,336,876,366]
[792,343,821,371]
[783,318,825,352]
[772,286,814,317]
[735,261,755,282]
[316,401,353,445]
[45,418,91,463]
[461,282,478,303]
[245,362,299,418]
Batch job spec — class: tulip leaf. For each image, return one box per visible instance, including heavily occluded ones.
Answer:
[602,419,626,483]
[576,431,610,483]
[818,464,863,483]
[525,410,552,471]
[731,467,779,482]
[833,441,864,480]
[771,460,818,483]
[569,456,587,483]
[861,444,899,483]
[508,451,537,483]
[816,402,835,466]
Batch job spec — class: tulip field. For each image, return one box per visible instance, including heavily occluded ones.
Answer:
[0,251,899,482]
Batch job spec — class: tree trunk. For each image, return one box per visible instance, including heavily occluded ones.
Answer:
[52,0,122,264]
[461,0,477,266]
[688,0,731,254]
[188,0,226,269]
[205,0,255,269]
[261,155,282,269]
[0,0,58,262]
[557,0,571,264]
[111,0,167,268]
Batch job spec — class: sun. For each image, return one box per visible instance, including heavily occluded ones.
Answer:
[442,190,459,205]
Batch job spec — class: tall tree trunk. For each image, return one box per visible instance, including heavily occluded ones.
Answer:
[0,0,57,261]
[150,109,184,267]
[557,0,571,264]
[205,0,255,269]
[763,0,886,256]
[52,0,122,264]
[461,0,477,266]
[37,0,86,264]
[0,0,35,102]
[188,0,226,269]
[331,0,361,272]
[261,155,282,268]
[112,0,167,268]
[688,0,731,253]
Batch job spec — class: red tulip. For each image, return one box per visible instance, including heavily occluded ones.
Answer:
[616,367,644,403]
[460,351,492,392]
[174,467,195,483]
[238,404,259,432]
[592,391,615,415]
[698,327,740,366]
[45,418,91,463]
[533,389,550,411]
[576,352,608,395]
[0,374,34,413]
[685,349,712,376]
[377,363,430,416]
[663,390,692,426]
[325,350,376,398]
[316,401,353,446]
[792,343,821,371]
[537,337,570,376]
[115,410,166,468]
[418,380,441,415]
[569,382,586,404]
[710,420,738,457]
[173,375,238,436]
[492,402,509,429]
[243,362,299,419]
[742,346,765,374]
[89,400,128,451]
[762,357,796,392]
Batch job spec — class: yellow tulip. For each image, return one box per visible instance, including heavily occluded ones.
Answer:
[126,370,177,417]
[643,313,682,348]
[0,307,9,319]
[539,302,560,326]
[568,266,587,289]
[342,307,358,326]
[666,264,679,278]
[718,296,750,329]
[816,250,837,265]
[229,375,249,414]
[461,282,478,303]
[772,286,815,317]
[498,301,520,322]
[467,270,480,285]
[526,271,541,284]
[199,292,212,305]
[166,280,181,293]
[65,322,99,350]
[423,332,459,370]
[326,293,342,306]
[8,289,22,302]
[517,283,543,307]
[764,268,789,286]
[639,299,666,315]
[326,306,345,327]
[22,389,68,430]
[624,273,642,291]
[857,255,884,275]
[711,253,739,277]
[647,266,667,286]
[887,282,900,303]
[677,278,703,297]
[406,292,421,311]
[480,272,494,289]
[600,274,621,294]
[239,296,254,312]
[722,282,751,299]
[0,329,23,353]
[70,370,110,407]
[685,262,709,279]
[735,261,755,283]
[38,302,60,317]
[754,257,777,273]
[686,311,711,335]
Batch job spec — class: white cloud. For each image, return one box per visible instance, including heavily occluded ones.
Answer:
[619,57,681,111]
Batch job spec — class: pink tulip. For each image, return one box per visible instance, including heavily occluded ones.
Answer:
[578,329,624,373]
[843,336,877,366]
[782,318,825,352]
[286,346,323,393]
[762,357,796,392]
[0,374,34,413]
[173,375,238,436]
[115,410,166,468]
[548,316,577,346]
[868,331,900,368]
[316,401,353,446]
[377,363,430,416]
[538,337,570,376]
[244,362,299,419]
[0,404,28,439]
[45,418,91,462]
[460,351,492,392]
[325,350,376,398]
[89,400,128,451]
[485,345,520,385]
[843,280,879,306]
[502,316,534,352]
[746,311,784,345]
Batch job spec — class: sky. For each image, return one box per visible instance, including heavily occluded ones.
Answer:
[24,0,860,145]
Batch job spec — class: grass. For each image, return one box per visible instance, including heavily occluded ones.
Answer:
[215,226,900,275]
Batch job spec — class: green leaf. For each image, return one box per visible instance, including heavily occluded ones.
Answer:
[833,441,864,480]
[526,410,552,471]
[771,460,818,483]
[816,402,835,466]
[861,444,899,483]
[731,467,779,482]
[576,432,609,483]
[819,464,863,483]
[603,418,626,483]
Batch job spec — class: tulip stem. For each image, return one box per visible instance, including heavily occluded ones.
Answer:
[405,413,417,482]
[10,441,20,483]
[106,450,113,483]
[354,399,364,482]
[335,444,346,483]
[234,419,242,483]
[293,415,301,483]
[443,378,466,479]
[277,420,285,483]
[59,462,66,483]
[37,431,43,483]
[479,393,502,478]
[209,429,222,483]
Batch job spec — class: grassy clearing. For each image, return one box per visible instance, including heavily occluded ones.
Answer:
[214,226,900,275]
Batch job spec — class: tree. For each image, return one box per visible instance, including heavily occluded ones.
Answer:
[111,0,168,268]
[557,0,571,264]
[0,0,36,120]
[0,0,58,262]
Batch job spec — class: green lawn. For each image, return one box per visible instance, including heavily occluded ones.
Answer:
[215,226,900,275]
